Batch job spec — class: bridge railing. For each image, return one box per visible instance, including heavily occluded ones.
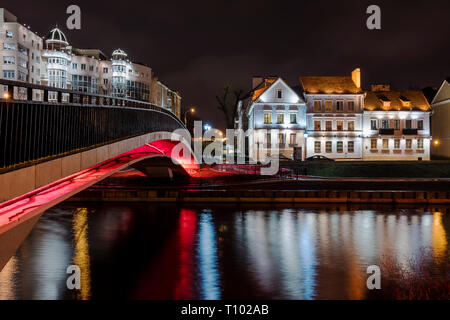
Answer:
[0,79,186,172]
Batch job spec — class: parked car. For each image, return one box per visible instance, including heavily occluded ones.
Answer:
[305,155,335,162]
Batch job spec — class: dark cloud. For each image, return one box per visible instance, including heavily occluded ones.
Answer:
[6,0,450,129]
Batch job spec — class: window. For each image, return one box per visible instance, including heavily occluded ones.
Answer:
[103,67,108,73]
[81,64,86,70]
[406,120,412,129]
[336,101,344,111]
[382,139,389,149]
[371,139,377,149]
[325,101,332,111]
[347,101,355,112]
[3,56,15,64]
[72,63,78,69]
[336,120,343,131]
[264,113,271,124]
[371,119,377,130]
[417,120,423,130]
[417,139,423,149]
[2,70,15,79]
[290,114,297,124]
[277,90,282,99]
[406,139,412,149]
[3,43,15,50]
[382,120,389,129]
[266,133,271,146]
[337,141,343,153]
[290,133,296,145]
[326,120,332,131]
[89,65,94,71]
[277,114,284,124]
[314,120,321,131]
[326,141,332,153]
[347,141,354,153]
[313,100,322,112]
[348,121,354,131]
[278,133,285,145]
[314,141,321,153]
[103,79,108,85]
[394,120,400,130]
[6,30,13,38]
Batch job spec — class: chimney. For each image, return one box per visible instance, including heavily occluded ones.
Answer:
[371,84,390,92]
[252,77,263,89]
[351,68,361,89]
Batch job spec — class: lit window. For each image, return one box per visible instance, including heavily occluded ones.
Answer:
[313,101,322,112]
[348,121,354,131]
[371,119,377,130]
[277,114,284,124]
[336,101,344,111]
[417,139,423,149]
[314,120,321,131]
[394,120,400,130]
[382,139,389,149]
[326,141,332,153]
[264,113,271,124]
[337,141,343,153]
[266,133,271,146]
[325,101,332,112]
[347,141,354,153]
[336,120,343,131]
[394,139,400,149]
[406,139,412,149]
[326,120,332,131]
[371,139,377,149]
[290,133,296,145]
[278,133,285,145]
[314,141,321,153]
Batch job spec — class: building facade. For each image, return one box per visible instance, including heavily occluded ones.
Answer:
[0,8,180,116]
[430,79,450,159]
[239,77,307,161]
[362,85,431,160]
[301,69,364,160]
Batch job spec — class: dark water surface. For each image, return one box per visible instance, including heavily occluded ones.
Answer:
[0,203,449,299]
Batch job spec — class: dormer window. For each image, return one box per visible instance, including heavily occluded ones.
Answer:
[378,95,391,107]
[277,90,282,99]
[399,96,411,107]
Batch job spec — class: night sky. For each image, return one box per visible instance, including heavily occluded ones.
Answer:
[6,0,450,129]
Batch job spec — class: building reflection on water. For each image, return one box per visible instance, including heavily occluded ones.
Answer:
[0,204,448,300]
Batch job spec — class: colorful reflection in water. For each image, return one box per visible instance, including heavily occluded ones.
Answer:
[0,204,448,299]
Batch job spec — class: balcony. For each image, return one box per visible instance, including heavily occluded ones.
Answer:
[402,129,418,135]
[378,128,394,135]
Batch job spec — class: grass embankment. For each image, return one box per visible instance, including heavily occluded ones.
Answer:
[281,161,450,178]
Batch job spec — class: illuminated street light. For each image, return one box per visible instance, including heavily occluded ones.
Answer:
[204,123,212,131]
[3,92,10,100]
[433,139,440,146]
[184,107,195,125]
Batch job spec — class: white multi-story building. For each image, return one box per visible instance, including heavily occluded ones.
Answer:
[239,77,307,161]
[0,8,180,116]
[362,85,431,160]
[0,8,45,87]
[301,69,364,160]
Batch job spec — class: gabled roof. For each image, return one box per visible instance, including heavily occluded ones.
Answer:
[300,76,362,94]
[364,90,431,111]
[431,80,450,105]
[251,77,277,101]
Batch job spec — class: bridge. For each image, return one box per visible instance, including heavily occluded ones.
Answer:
[0,79,197,271]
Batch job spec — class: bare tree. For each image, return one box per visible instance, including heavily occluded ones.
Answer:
[216,85,251,129]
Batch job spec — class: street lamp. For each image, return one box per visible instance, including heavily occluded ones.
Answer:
[3,92,10,100]
[184,107,195,125]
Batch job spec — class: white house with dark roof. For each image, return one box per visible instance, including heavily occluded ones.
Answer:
[301,68,365,160]
[238,77,307,161]
[362,85,431,160]
[430,79,450,159]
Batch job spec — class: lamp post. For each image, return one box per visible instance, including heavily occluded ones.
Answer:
[184,107,195,125]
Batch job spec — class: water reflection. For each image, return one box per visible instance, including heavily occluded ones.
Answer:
[0,204,448,300]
